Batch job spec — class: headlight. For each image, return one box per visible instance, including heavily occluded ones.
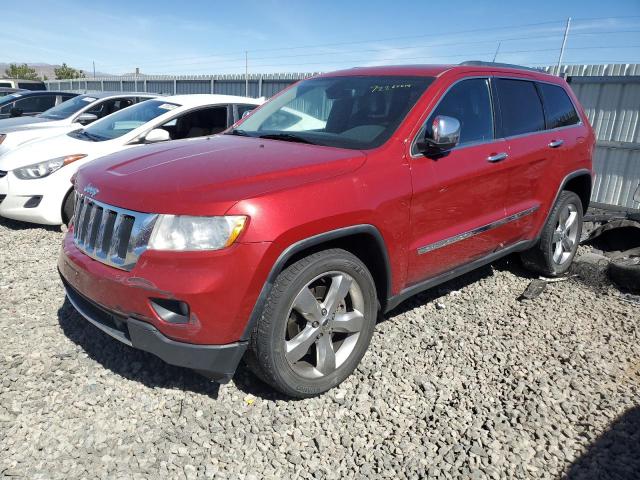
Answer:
[13,154,87,180]
[148,215,247,251]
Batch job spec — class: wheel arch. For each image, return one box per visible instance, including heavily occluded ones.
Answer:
[61,187,75,225]
[562,171,592,213]
[241,224,392,341]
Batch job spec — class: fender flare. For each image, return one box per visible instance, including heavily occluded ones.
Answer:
[240,224,392,341]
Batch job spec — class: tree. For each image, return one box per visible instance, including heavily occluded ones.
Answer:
[54,63,85,80]
[4,63,39,80]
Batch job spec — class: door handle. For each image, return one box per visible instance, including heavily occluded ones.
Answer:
[548,139,564,148]
[487,152,508,163]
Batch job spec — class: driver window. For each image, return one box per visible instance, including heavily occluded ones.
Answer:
[413,78,493,154]
[158,106,229,140]
[88,98,135,119]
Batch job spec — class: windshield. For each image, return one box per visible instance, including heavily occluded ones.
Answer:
[231,75,433,149]
[39,95,98,120]
[0,93,22,105]
[74,100,180,141]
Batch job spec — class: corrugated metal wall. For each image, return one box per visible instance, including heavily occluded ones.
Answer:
[46,65,640,211]
[554,66,640,212]
[46,73,316,99]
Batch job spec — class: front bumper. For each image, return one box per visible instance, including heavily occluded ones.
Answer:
[0,170,69,225]
[61,274,247,382]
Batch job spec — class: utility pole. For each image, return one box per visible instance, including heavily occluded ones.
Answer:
[492,42,501,62]
[92,61,96,79]
[557,17,571,71]
[245,51,249,97]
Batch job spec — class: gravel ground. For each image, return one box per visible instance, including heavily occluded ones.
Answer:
[1,217,638,480]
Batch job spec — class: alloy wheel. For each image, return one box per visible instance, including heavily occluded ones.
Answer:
[552,203,579,265]
[284,271,365,379]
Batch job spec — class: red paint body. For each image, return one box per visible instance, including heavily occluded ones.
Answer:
[59,65,594,346]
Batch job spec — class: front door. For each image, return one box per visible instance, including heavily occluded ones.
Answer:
[407,76,511,284]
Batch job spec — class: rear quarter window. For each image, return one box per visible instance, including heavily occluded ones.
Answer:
[538,82,580,129]
[496,78,545,137]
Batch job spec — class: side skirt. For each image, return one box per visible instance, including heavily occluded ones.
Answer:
[384,239,536,312]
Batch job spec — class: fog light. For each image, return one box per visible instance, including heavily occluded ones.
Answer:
[23,196,42,208]
[150,298,190,324]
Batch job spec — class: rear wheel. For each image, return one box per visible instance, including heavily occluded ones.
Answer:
[247,249,377,398]
[521,191,583,276]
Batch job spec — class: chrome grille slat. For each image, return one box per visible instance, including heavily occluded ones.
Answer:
[72,192,158,271]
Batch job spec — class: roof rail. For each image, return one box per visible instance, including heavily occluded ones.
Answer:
[459,61,543,72]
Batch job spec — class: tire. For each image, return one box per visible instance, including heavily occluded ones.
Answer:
[247,248,377,398]
[609,257,640,293]
[521,191,583,276]
[61,189,75,226]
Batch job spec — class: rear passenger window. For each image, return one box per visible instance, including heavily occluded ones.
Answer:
[538,83,579,129]
[425,78,494,147]
[15,95,56,113]
[496,79,544,137]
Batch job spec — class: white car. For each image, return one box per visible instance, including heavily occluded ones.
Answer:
[0,94,263,225]
[0,92,158,156]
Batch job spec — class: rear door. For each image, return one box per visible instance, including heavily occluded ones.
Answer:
[407,76,511,284]
[494,77,575,244]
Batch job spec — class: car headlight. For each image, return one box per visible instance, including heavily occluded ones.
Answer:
[148,215,247,251]
[13,154,87,180]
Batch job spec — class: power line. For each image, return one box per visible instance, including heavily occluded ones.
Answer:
[149,44,640,73]
[104,28,640,73]
[102,15,640,70]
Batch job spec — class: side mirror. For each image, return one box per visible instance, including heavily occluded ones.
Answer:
[416,115,461,155]
[76,113,98,125]
[143,128,170,144]
[9,107,23,118]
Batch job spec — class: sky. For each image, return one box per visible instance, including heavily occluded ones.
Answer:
[2,0,640,76]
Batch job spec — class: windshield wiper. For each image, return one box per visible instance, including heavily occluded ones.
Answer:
[226,128,251,137]
[73,130,103,142]
[257,133,314,145]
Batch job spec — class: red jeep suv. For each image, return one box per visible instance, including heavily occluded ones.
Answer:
[58,63,594,397]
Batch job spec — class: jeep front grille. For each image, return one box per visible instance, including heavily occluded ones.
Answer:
[73,193,157,271]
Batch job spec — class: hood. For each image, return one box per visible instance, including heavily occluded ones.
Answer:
[76,135,367,215]
[0,132,101,170]
[0,116,53,131]
[0,124,78,156]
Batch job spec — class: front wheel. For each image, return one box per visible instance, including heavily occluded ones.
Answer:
[246,249,377,398]
[521,190,583,276]
[61,189,75,226]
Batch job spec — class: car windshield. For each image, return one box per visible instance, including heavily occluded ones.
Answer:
[230,75,434,149]
[73,100,180,142]
[39,95,99,119]
[0,93,22,105]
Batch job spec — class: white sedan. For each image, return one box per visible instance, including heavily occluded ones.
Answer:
[0,94,263,225]
[0,92,158,157]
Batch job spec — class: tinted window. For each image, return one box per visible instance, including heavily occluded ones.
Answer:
[0,82,12,88]
[425,78,493,147]
[87,98,135,119]
[159,106,229,139]
[18,82,46,91]
[234,76,434,150]
[15,95,56,113]
[538,83,579,129]
[496,79,544,137]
